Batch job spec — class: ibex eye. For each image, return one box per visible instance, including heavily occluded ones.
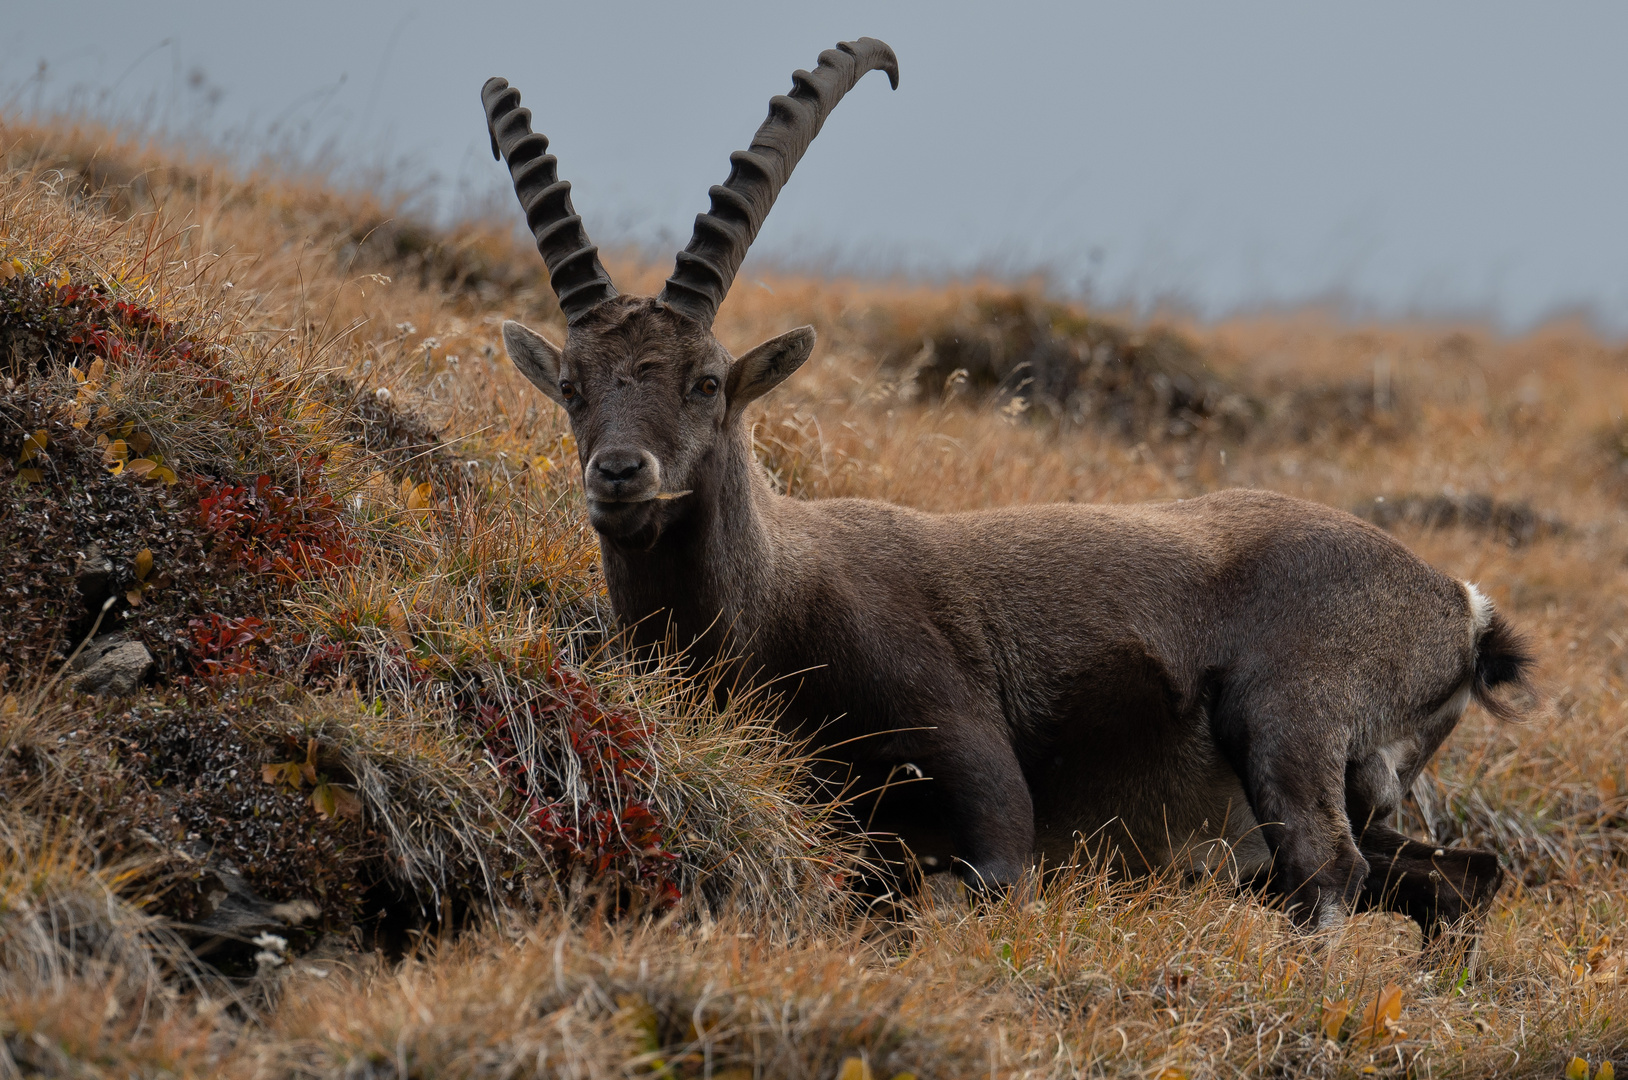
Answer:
[697,376,720,397]
[559,381,576,401]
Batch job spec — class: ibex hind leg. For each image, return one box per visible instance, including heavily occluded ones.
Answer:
[1341,736,1504,944]
[1344,681,1504,948]
[1212,692,1368,929]
[1350,822,1504,948]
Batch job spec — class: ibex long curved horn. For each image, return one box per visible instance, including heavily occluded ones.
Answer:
[658,38,899,327]
[483,77,618,324]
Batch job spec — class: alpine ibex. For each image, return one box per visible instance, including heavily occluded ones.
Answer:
[481,39,1533,938]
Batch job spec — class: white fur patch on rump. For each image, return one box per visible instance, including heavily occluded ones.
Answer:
[1464,581,1494,641]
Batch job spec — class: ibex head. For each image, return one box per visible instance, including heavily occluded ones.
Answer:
[485,39,898,543]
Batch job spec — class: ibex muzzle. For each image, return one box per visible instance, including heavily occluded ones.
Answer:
[484,39,1533,942]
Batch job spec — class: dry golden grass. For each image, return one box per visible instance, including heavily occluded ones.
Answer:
[1,115,1625,1078]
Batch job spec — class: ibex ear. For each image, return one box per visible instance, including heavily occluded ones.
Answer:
[502,320,569,408]
[727,326,816,411]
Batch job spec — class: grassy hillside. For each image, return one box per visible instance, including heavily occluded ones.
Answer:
[1,116,1625,1079]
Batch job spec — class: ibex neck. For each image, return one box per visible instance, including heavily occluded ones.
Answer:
[597,425,778,660]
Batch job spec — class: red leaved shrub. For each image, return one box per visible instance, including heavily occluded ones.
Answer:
[195,465,358,579]
[475,660,680,911]
[186,614,273,682]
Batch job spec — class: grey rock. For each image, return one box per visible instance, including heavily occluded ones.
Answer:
[131,832,323,956]
[69,634,153,696]
[189,867,321,956]
[77,543,114,604]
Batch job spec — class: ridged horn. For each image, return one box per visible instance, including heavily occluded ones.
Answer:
[483,77,618,324]
[658,38,898,327]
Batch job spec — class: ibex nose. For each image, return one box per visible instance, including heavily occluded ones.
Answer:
[585,448,662,503]
[594,452,646,484]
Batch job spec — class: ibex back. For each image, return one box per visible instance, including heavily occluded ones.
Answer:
[482,39,1533,939]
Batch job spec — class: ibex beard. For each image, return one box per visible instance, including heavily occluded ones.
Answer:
[484,38,1534,945]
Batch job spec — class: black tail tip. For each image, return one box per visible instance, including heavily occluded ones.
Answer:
[1473,609,1536,721]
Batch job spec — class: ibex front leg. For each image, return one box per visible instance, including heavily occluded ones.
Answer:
[919,723,1035,893]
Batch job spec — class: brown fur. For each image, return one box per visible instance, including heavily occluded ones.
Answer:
[500,296,1534,937]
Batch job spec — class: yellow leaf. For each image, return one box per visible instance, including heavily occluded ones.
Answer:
[1353,983,1403,1045]
[887,1074,918,1080]
[89,358,105,382]
[835,1057,872,1080]
[71,364,86,384]
[151,464,177,485]
[406,481,433,512]
[385,601,412,647]
[18,430,48,464]
[16,468,43,485]
[106,459,124,476]
[0,258,14,282]
[134,548,153,581]
[300,737,320,786]
[1321,997,1351,1041]
[1154,1070,1189,1080]
[261,761,305,788]
[126,458,157,478]
[53,270,70,289]
[316,783,362,821]
[1598,1061,1615,1080]
[104,438,128,462]
[1566,1058,1590,1080]
[116,420,134,438]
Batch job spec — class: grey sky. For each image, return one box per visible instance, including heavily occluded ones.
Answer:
[4,2,1626,330]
